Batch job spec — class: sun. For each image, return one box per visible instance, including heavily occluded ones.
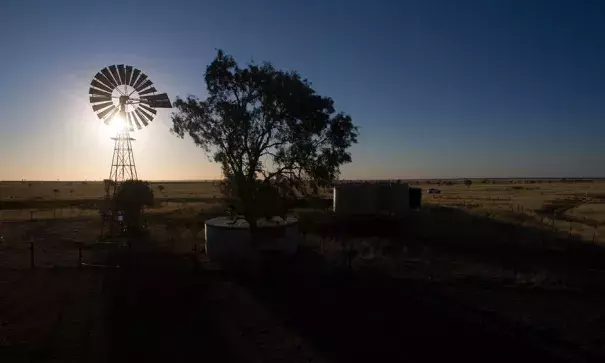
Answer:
[109,114,127,134]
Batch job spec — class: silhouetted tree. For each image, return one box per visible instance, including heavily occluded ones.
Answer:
[464,179,472,189]
[103,179,115,192]
[171,49,358,244]
[157,185,165,193]
[115,180,154,235]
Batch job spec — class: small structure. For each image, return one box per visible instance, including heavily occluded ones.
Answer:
[333,181,410,215]
[204,216,300,261]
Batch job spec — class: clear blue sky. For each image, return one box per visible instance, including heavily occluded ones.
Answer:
[1,0,604,180]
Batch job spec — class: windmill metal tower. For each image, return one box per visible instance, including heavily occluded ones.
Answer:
[108,126,137,195]
[89,65,171,235]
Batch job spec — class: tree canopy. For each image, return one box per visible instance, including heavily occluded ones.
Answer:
[171,49,358,226]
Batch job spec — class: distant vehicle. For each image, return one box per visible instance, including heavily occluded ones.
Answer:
[426,188,441,194]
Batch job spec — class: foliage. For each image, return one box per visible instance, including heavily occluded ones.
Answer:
[464,179,472,188]
[114,180,154,234]
[157,185,165,193]
[103,179,115,193]
[171,49,358,235]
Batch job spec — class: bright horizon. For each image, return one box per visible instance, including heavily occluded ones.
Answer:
[2,0,605,181]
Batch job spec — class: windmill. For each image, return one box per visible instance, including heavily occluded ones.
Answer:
[89,65,171,235]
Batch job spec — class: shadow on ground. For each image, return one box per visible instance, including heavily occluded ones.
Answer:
[103,245,234,363]
[234,246,597,363]
[299,205,605,288]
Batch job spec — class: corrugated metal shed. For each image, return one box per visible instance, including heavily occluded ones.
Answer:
[333,182,410,215]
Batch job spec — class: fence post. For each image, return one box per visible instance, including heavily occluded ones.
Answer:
[29,240,35,269]
[347,243,352,270]
[77,242,83,268]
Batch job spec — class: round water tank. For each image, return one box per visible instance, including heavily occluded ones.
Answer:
[205,216,300,261]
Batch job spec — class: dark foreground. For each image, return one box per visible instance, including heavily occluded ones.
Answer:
[1,240,596,362]
[101,241,592,363]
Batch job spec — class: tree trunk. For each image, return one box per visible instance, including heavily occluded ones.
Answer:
[245,215,263,279]
[248,217,260,246]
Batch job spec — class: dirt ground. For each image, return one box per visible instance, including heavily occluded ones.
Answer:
[1,236,585,363]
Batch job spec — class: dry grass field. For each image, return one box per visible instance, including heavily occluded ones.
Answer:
[417,179,605,243]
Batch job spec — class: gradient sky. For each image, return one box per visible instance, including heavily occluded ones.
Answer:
[1,0,604,181]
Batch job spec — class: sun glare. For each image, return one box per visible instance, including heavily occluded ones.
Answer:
[110,114,126,134]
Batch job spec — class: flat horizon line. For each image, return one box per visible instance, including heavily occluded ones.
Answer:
[3,177,605,183]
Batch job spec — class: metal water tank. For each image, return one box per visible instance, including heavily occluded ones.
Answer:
[333,183,379,214]
[205,216,300,261]
[390,183,410,215]
[409,187,422,209]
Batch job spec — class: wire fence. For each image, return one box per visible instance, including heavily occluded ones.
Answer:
[0,207,100,222]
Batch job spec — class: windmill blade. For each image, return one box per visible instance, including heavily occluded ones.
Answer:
[89,87,112,97]
[90,95,112,103]
[133,73,148,90]
[109,65,121,85]
[93,73,115,91]
[135,79,153,92]
[103,109,118,125]
[126,113,136,131]
[101,68,118,88]
[97,106,117,121]
[125,65,133,85]
[139,104,157,115]
[129,68,141,86]
[92,101,115,112]
[138,87,157,96]
[140,93,172,108]
[134,109,150,126]
[90,79,113,93]
[117,65,126,85]
[137,106,155,122]
[129,111,143,130]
